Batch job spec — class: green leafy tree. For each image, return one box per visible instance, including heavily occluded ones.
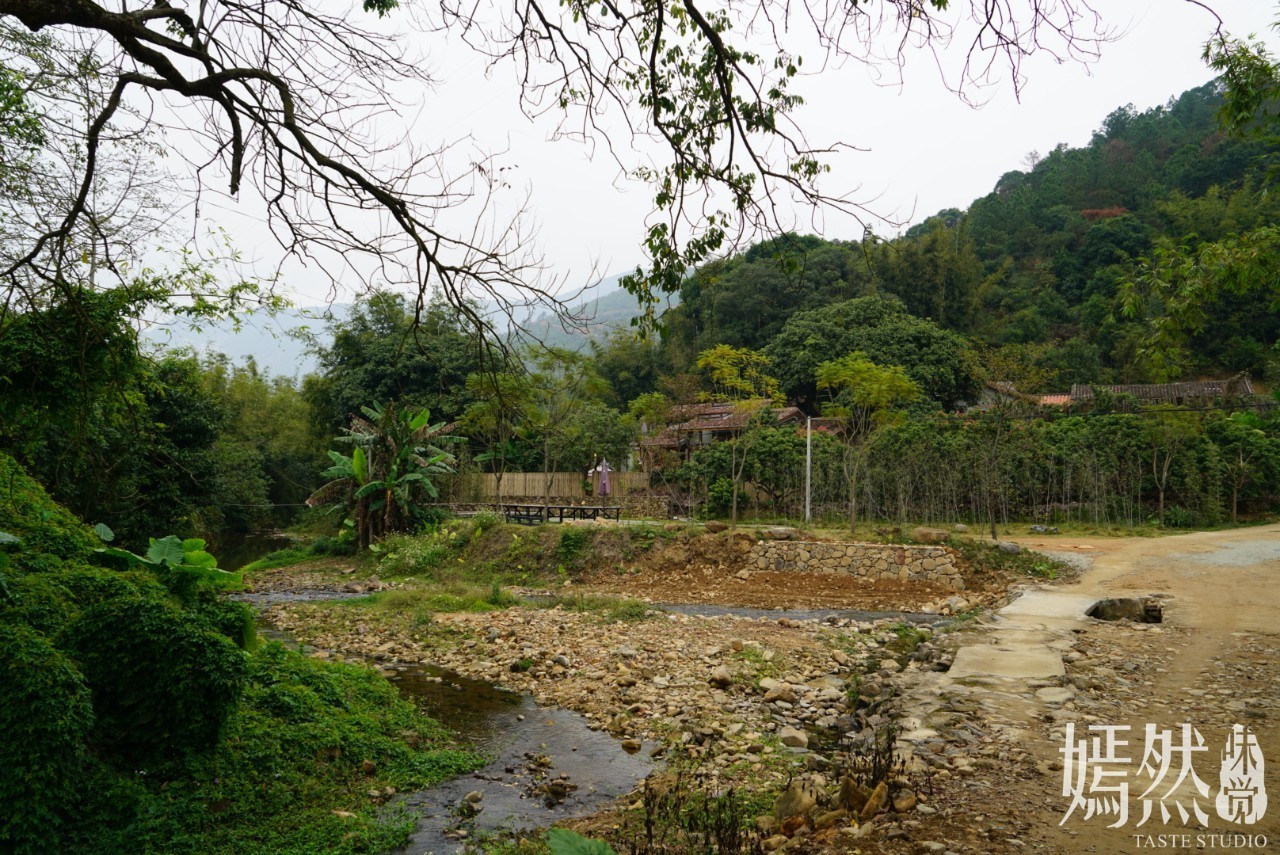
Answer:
[590,329,668,409]
[765,296,978,409]
[816,353,922,530]
[305,293,488,434]
[1207,412,1276,523]
[695,345,781,525]
[200,354,322,529]
[462,369,534,505]
[1144,407,1201,527]
[523,348,612,505]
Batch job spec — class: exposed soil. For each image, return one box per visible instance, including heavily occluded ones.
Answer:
[581,563,965,612]
[576,528,1015,613]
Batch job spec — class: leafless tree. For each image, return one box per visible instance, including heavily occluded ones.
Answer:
[0,0,1222,337]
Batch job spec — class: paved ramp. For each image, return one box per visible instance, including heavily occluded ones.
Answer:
[946,591,1099,679]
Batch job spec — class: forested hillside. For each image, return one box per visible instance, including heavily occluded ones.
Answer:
[656,81,1280,390]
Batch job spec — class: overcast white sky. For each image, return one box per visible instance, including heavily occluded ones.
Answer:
[186,0,1280,308]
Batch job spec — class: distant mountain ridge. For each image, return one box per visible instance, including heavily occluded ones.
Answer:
[514,274,676,351]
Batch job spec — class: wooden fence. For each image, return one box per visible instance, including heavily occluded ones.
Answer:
[450,471,650,500]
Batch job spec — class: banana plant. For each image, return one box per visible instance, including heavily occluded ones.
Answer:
[307,402,461,550]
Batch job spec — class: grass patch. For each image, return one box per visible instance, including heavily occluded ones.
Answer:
[530,593,656,623]
[80,642,482,855]
[239,547,313,573]
[885,621,930,656]
[730,646,786,683]
[950,538,1074,580]
[347,583,517,617]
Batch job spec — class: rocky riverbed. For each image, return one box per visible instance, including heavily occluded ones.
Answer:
[263,594,998,851]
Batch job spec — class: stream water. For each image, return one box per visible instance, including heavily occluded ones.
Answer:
[211,530,296,571]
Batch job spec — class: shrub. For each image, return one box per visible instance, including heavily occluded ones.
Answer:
[705,477,747,517]
[2,573,75,636]
[0,621,95,855]
[376,530,457,577]
[556,526,590,563]
[417,505,454,529]
[308,533,356,557]
[62,597,249,765]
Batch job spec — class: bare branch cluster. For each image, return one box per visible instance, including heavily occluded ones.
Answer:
[0,0,1190,341]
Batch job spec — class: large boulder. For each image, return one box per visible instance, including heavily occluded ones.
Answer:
[911,526,950,544]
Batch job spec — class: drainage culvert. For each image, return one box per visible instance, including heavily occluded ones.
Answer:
[1087,597,1163,624]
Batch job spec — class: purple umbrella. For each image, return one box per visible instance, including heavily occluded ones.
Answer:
[598,458,611,498]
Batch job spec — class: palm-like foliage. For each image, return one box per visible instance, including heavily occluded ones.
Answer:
[308,402,461,549]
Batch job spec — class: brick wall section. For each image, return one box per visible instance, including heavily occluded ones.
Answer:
[749,541,964,590]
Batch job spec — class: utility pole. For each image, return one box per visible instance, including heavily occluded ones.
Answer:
[805,416,812,525]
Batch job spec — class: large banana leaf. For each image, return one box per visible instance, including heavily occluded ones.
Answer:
[352,446,369,484]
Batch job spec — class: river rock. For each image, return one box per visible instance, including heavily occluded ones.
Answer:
[838,776,870,812]
[764,684,796,704]
[778,726,808,749]
[773,779,817,819]
[859,780,888,820]
[710,666,733,688]
[997,541,1022,554]
[1036,686,1076,705]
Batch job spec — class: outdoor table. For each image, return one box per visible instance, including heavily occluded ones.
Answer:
[497,503,622,525]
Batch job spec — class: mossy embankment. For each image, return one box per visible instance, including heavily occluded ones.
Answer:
[0,453,480,855]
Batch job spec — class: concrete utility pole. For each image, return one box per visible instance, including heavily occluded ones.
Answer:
[805,417,812,525]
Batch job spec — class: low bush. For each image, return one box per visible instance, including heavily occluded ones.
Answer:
[62,596,249,765]
[0,621,95,854]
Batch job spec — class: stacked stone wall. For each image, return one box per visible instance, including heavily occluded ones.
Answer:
[749,541,963,589]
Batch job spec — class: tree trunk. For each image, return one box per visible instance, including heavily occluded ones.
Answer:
[543,437,552,508]
[988,490,998,541]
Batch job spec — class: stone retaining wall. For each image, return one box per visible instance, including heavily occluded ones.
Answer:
[749,541,964,589]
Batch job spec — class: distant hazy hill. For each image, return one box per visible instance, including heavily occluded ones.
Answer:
[515,274,675,351]
[142,305,349,378]
[142,274,667,375]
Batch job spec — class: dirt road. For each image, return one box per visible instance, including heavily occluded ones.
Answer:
[899,525,1280,854]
